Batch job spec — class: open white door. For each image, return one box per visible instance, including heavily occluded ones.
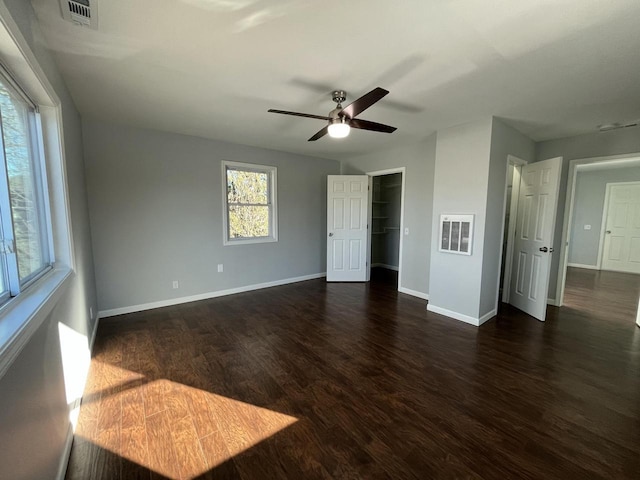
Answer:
[327,175,368,282]
[509,157,562,321]
[601,183,640,274]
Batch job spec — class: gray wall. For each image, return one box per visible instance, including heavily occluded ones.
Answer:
[480,118,535,316]
[0,1,98,479]
[341,134,436,296]
[429,118,493,318]
[83,119,340,313]
[536,125,640,299]
[569,166,640,266]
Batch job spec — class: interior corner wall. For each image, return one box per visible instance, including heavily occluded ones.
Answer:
[535,125,640,299]
[0,1,98,479]
[340,134,436,296]
[479,118,535,317]
[428,118,493,320]
[83,119,340,313]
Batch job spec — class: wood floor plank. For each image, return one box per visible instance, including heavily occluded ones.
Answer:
[66,268,640,479]
[146,410,180,479]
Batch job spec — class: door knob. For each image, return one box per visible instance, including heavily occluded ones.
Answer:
[539,247,548,252]
[329,232,334,237]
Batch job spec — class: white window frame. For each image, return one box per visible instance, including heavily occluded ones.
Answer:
[0,66,53,294]
[222,160,278,246]
[0,7,75,377]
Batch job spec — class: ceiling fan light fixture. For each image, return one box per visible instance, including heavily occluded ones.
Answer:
[328,118,350,138]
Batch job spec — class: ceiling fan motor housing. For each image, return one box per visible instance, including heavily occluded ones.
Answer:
[332,90,347,104]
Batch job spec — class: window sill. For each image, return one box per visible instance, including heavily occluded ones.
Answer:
[224,237,278,246]
[0,267,74,378]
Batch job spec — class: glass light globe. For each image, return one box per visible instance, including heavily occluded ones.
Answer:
[328,122,350,138]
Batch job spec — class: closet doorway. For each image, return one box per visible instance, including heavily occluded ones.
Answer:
[368,169,404,289]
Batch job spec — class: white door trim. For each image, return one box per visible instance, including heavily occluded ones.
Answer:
[500,155,527,304]
[557,153,640,306]
[366,167,406,291]
[596,181,640,270]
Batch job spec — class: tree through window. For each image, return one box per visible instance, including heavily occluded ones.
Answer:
[0,67,51,301]
[223,161,277,245]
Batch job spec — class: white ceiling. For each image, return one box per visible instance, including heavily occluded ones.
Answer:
[30,0,640,160]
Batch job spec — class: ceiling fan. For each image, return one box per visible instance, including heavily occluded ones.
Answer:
[268,87,397,141]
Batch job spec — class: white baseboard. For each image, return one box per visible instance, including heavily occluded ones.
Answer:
[426,304,493,327]
[99,272,326,318]
[89,314,100,349]
[567,263,599,270]
[371,263,399,271]
[478,308,497,325]
[547,297,560,306]
[398,286,429,300]
[57,314,101,480]
[56,423,74,480]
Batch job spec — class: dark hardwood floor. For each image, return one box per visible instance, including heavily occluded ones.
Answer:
[66,267,640,479]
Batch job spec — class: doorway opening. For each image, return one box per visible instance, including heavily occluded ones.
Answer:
[557,154,640,306]
[367,169,405,290]
[556,154,640,328]
[498,155,562,322]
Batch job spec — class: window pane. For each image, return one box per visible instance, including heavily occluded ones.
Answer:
[228,205,269,238]
[0,82,47,281]
[227,169,268,205]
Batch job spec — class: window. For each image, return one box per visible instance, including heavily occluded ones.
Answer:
[222,161,277,245]
[0,68,51,305]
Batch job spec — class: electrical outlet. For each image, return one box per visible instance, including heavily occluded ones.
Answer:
[172,280,179,289]
[404,228,409,235]
[89,307,93,320]
[217,264,224,273]
[584,224,591,230]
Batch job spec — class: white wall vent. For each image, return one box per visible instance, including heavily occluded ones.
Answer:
[60,0,98,29]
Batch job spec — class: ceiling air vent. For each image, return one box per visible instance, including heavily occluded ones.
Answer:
[598,121,639,133]
[60,0,98,29]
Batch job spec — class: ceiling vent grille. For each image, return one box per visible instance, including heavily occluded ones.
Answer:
[60,0,98,29]
[598,121,639,132]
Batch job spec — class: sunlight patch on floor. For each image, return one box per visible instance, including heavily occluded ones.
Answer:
[75,361,297,479]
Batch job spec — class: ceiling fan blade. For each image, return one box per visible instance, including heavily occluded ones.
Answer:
[268,109,331,121]
[308,126,329,141]
[349,118,397,133]
[339,87,389,119]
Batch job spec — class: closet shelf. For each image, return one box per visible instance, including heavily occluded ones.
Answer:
[371,227,400,235]
[384,183,401,188]
[372,216,389,219]
[372,200,389,204]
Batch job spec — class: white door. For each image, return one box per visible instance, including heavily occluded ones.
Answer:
[601,183,640,274]
[509,157,562,321]
[327,175,368,282]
